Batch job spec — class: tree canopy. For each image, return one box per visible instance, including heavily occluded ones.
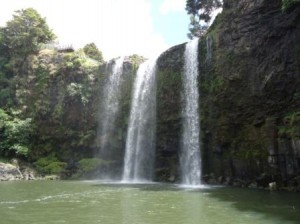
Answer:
[1,8,55,57]
[186,0,222,39]
[83,43,104,63]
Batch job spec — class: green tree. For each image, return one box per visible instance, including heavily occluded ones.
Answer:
[186,0,222,38]
[129,54,146,69]
[0,28,15,108]
[0,109,32,158]
[0,8,55,108]
[83,43,104,63]
[2,8,55,57]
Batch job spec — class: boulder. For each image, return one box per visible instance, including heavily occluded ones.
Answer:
[269,182,277,191]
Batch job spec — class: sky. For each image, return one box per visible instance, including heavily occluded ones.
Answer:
[0,0,190,60]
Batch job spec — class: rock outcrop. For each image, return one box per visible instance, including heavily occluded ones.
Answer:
[154,0,300,190]
[200,0,300,188]
[155,44,185,182]
[0,162,23,181]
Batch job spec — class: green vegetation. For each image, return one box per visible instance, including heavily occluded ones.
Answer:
[282,0,300,11]
[83,43,104,63]
[34,155,67,174]
[1,8,55,57]
[185,0,222,38]
[0,8,106,177]
[129,54,146,70]
[279,111,300,139]
[209,75,227,93]
[0,109,32,158]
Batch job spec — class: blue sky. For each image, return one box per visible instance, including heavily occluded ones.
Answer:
[0,0,190,60]
[151,0,190,46]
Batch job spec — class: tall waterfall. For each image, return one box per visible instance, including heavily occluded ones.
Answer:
[122,59,157,182]
[180,38,202,186]
[98,57,124,159]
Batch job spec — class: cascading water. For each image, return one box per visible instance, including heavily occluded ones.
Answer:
[122,59,157,182]
[98,57,124,160]
[180,38,202,186]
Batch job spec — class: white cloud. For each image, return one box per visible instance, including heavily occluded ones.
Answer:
[0,0,169,60]
[159,0,186,15]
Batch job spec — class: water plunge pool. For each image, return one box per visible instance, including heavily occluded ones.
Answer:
[0,181,299,224]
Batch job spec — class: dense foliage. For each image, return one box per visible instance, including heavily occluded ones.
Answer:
[83,43,104,63]
[0,8,104,177]
[1,8,55,57]
[0,109,32,157]
[185,0,222,38]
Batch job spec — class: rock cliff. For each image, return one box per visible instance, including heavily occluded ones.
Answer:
[155,0,300,190]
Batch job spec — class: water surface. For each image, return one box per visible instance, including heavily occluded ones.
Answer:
[0,181,299,224]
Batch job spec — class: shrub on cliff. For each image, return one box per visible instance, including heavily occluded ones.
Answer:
[34,155,67,175]
[282,0,300,11]
[0,109,32,158]
[83,43,104,63]
[185,0,222,38]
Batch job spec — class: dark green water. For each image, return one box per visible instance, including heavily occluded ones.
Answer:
[0,181,299,224]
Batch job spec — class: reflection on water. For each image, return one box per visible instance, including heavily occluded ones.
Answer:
[0,181,299,224]
[181,191,203,224]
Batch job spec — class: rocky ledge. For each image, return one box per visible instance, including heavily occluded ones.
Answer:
[0,162,23,181]
[0,161,37,181]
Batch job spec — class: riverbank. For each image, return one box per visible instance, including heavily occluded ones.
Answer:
[0,161,60,181]
[203,173,300,192]
[1,160,299,192]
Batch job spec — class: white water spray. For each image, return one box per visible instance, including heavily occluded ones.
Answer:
[122,59,157,182]
[98,57,124,159]
[181,38,202,186]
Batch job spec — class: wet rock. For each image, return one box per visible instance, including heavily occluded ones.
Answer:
[232,179,242,187]
[285,175,300,192]
[205,173,219,185]
[232,179,250,188]
[256,173,273,188]
[248,182,257,188]
[44,175,60,180]
[225,177,233,185]
[217,176,225,184]
[269,182,277,191]
[168,175,175,182]
[21,167,37,180]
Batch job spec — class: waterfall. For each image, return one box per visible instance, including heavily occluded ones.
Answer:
[122,59,157,182]
[98,57,124,160]
[180,38,202,186]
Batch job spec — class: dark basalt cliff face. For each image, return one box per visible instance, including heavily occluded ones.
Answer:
[155,0,300,189]
[155,44,185,182]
